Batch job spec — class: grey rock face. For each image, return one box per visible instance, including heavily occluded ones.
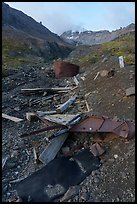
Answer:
[61,24,135,46]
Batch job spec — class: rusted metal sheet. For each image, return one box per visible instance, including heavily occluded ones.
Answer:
[54,60,79,78]
[69,116,135,139]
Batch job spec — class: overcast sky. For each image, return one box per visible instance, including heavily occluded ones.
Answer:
[5,2,135,35]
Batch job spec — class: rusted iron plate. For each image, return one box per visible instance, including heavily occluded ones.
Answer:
[54,60,79,78]
[69,116,135,139]
[125,121,135,139]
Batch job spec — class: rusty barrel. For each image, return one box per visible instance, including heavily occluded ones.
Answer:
[54,60,79,78]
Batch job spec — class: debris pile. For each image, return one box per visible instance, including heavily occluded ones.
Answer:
[2,58,135,202]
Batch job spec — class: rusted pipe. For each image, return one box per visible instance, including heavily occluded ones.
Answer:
[20,124,66,138]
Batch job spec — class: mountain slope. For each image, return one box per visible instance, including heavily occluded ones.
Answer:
[2,2,67,44]
[65,31,135,69]
[2,3,74,76]
[61,23,135,46]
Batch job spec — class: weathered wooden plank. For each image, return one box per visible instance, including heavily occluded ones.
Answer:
[93,71,100,80]
[2,113,23,122]
[73,76,79,86]
[36,111,57,117]
[85,99,90,112]
[21,87,73,94]
[29,95,54,106]
[2,156,8,169]
[33,147,39,164]
[39,132,69,164]
[41,114,80,126]
[56,95,77,113]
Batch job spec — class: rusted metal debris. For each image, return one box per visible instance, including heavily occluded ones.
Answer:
[21,115,135,140]
[20,124,65,138]
[54,60,79,78]
[69,116,135,139]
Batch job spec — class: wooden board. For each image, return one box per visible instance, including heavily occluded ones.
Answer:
[56,95,77,113]
[21,87,73,94]
[39,132,69,164]
[41,114,80,126]
[2,113,23,122]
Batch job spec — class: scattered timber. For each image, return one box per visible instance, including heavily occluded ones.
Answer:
[85,99,90,112]
[33,147,39,164]
[73,76,79,86]
[29,95,55,106]
[94,72,100,80]
[21,87,73,95]
[36,111,57,117]
[56,95,77,113]
[2,113,23,122]
[40,114,81,126]
[39,132,69,164]
[2,156,8,169]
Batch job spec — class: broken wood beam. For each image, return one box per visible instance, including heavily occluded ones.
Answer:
[93,71,100,80]
[29,95,55,106]
[36,111,57,117]
[33,147,39,164]
[40,114,81,126]
[85,99,90,112]
[2,156,8,169]
[2,113,23,122]
[39,132,69,164]
[73,76,79,86]
[21,87,73,95]
[56,95,77,113]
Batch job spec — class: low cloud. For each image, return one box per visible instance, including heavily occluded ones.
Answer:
[5,2,135,34]
[102,3,135,30]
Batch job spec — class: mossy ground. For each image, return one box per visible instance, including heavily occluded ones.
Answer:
[68,32,135,67]
[2,38,44,76]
